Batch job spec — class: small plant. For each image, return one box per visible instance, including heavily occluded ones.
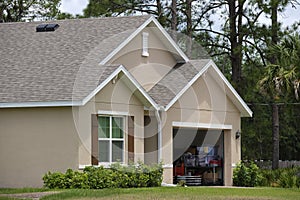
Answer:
[177,180,186,187]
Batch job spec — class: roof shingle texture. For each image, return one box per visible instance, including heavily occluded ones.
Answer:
[148,59,210,106]
[0,15,151,103]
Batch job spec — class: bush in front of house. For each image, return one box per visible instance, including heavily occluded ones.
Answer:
[43,162,163,189]
[259,167,300,188]
[233,161,262,187]
[233,161,300,188]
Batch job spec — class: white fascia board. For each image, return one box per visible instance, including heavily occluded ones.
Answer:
[151,18,189,62]
[164,60,212,111]
[120,66,159,110]
[100,16,154,65]
[164,59,252,117]
[210,62,253,117]
[100,16,189,65]
[172,121,232,130]
[0,101,81,108]
[82,65,158,110]
[1,65,159,109]
[81,66,124,105]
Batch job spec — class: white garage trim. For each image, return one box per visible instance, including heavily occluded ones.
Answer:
[172,121,232,130]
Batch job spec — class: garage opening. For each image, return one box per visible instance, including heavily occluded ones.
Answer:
[173,128,224,186]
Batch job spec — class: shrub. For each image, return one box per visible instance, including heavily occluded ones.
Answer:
[43,162,163,189]
[233,161,261,187]
[277,168,300,188]
[258,167,300,188]
[43,171,67,189]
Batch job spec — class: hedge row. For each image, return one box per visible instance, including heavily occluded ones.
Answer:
[43,162,163,189]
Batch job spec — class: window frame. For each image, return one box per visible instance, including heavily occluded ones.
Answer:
[98,115,125,164]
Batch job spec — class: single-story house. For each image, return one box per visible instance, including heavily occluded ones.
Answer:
[0,15,252,188]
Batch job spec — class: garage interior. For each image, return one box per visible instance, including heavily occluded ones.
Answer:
[173,128,224,186]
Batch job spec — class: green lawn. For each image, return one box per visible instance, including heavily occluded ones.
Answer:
[0,187,300,200]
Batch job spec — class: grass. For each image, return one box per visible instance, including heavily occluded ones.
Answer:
[0,188,50,194]
[43,187,300,200]
[0,187,299,200]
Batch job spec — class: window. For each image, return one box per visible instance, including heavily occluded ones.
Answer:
[98,116,124,163]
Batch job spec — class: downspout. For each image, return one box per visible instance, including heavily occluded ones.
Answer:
[155,107,163,163]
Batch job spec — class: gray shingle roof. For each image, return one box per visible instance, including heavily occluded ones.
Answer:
[0,15,151,103]
[148,59,210,106]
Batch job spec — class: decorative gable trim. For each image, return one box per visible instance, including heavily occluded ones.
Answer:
[100,16,189,65]
[164,60,252,117]
[142,32,149,57]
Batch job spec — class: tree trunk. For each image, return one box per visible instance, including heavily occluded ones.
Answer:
[186,0,192,58]
[271,0,279,169]
[272,103,280,169]
[0,3,3,23]
[170,0,177,41]
[228,0,242,90]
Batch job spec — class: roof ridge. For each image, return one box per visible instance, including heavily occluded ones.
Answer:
[0,15,152,25]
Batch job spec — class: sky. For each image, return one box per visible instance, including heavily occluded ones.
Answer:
[60,0,300,27]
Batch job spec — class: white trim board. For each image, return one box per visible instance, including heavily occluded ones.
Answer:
[1,65,159,109]
[80,65,159,110]
[172,121,232,130]
[100,16,189,65]
[164,59,252,117]
[97,110,129,116]
[210,62,252,117]
[164,60,212,111]
[0,101,82,108]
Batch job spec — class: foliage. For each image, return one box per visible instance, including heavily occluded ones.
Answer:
[259,167,300,188]
[233,161,262,187]
[43,162,163,189]
[177,180,186,187]
[0,0,62,22]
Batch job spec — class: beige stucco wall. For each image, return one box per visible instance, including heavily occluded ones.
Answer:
[0,75,150,188]
[109,26,177,91]
[144,113,158,165]
[0,107,79,188]
[160,66,241,186]
[94,74,146,162]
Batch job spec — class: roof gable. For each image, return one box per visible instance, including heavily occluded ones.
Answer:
[101,16,189,65]
[149,59,252,117]
[0,16,152,105]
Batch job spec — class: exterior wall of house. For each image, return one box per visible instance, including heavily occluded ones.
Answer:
[160,67,241,186]
[144,112,158,165]
[109,26,177,91]
[94,75,146,163]
[0,75,149,188]
[0,107,79,188]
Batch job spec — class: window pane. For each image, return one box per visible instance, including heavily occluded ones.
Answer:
[99,141,109,162]
[98,116,109,138]
[112,141,123,162]
[112,117,123,138]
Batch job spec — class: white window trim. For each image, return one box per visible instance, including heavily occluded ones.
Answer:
[98,115,126,164]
